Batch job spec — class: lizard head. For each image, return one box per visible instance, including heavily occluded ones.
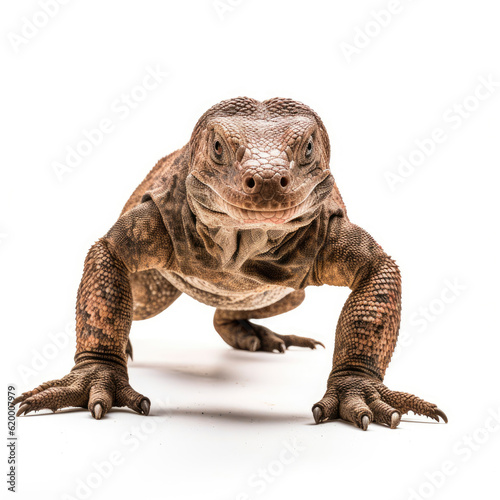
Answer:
[186,97,335,228]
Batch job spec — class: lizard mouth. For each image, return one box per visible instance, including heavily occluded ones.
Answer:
[218,198,305,224]
[186,172,333,226]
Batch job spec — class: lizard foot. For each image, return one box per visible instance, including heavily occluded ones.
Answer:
[311,373,447,430]
[233,320,324,353]
[13,362,150,419]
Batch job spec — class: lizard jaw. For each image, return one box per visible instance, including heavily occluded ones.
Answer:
[186,171,334,228]
[218,198,304,225]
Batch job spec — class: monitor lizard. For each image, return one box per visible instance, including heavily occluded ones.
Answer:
[14,97,447,430]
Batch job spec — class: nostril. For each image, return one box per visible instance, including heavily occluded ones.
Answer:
[245,178,256,189]
[280,177,289,188]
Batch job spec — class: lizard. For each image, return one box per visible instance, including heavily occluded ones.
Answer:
[13,97,447,430]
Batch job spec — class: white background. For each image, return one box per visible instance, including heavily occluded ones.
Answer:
[2,1,499,499]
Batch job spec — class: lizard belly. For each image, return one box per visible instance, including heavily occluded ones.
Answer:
[158,270,294,310]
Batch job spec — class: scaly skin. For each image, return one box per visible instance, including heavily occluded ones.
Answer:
[14,97,447,430]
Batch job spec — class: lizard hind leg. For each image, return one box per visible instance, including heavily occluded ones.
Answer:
[213,290,324,353]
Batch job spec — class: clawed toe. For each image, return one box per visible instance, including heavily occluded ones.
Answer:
[312,406,323,424]
[280,334,325,350]
[434,408,448,423]
[361,415,370,431]
[390,412,401,429]
[248,337,260,352]
[140,399,151,416]
[16,403,30,417]
[93,403,103,420]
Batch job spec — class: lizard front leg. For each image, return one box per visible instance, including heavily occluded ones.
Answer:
[14,201,173,419]
[312,217,447,430]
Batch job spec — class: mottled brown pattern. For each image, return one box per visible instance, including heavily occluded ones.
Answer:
[130,269,181,321]
[74,239,132,368]
[14,97,446,429]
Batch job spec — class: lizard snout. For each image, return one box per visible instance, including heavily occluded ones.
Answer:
[241,169,291,201]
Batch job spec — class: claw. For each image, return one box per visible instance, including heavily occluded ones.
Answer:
[312,406,323,424]
[361,415,370,431]
[434,408,448,423]
[278,343,286,353]
[93,403,103,420]
[16,403,29,417]
[315,341,326,349]
[248,338,259,352]
[140,399,150,416]
[390,412,401,429]
[12,396,24,406]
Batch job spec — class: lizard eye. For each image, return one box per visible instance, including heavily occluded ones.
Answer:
[305,137,313,157]
[210,135,226,165]
[214,140,223,157]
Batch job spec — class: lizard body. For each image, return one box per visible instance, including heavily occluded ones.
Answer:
[14,97,447,430]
